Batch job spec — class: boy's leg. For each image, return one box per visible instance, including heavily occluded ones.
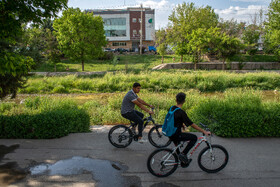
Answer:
[179,133,198,155]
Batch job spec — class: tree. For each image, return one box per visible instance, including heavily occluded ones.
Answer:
[155,29,168,63]
[264,0,280,61]
[215,33,244,70]
[242,25,260,60]
[0,0,67,99]
[53,8,107,71]
[44,29,61,72]
[218,19,246,38]
[167,2,219,63]
[187,28,210,69]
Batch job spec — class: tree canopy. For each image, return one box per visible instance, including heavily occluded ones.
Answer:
[265,0,280,61]
[167,2,219,64]
[53,8,107,71]
[0,0,68,99]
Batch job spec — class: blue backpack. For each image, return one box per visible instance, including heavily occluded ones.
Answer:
[162,107,180,137]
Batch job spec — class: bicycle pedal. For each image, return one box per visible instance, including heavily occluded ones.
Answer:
[181,159,192,168]
[133,136,139,141]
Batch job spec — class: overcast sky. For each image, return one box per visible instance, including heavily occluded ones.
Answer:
[68,0,271,29]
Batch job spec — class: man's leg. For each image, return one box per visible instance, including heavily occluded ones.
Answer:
[121,110,144,137]
[134,110,144,137]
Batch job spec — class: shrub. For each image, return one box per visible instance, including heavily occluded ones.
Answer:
[0,109,90,139]
[190,89,280,137]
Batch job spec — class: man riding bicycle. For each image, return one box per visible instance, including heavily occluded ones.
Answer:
[121,82,154,143]
[169,92,211,164]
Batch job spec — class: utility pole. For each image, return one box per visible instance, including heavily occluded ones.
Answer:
[140,4,143,55]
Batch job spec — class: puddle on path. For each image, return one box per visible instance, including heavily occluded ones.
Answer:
[30,156,141,187]
[0,144,27,187]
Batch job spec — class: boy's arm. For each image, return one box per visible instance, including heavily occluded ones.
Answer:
[190,123,211,136]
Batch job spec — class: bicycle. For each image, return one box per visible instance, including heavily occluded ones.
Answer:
[147,123,229,177]
[108,109,172,148]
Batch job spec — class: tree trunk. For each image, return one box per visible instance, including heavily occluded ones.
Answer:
[82,60,84,71]
[222,59,225,70]
[180,55,183,62]
[54,64,57,72]
[161,56,164,63]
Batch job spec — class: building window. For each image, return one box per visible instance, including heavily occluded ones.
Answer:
[104,18,126,26]
[133,30,137,36]
[139,18,141,23]
[113,42,127,46]
[105,30,126,37]
[132,18,137,23]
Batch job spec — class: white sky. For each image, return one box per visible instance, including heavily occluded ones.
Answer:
[67,0,271,29]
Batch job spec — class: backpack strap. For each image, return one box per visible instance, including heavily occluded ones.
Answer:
[169,106,181,113]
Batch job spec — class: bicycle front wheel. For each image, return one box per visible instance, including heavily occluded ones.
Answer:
[108,125,133,148]
[198,144,229,173]
[148,125,172,148]
[147,148,178,177]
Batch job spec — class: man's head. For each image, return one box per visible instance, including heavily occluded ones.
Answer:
[132,82,141,93]
[176,92,186,105]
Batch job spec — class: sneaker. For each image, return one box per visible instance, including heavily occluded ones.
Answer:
[179,153,190,163]
[180,158,192,167]
[138,138,148,144]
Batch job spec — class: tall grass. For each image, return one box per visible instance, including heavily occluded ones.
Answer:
[20,71,280,94]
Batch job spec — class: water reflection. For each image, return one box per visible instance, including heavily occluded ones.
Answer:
[30,156,139,187]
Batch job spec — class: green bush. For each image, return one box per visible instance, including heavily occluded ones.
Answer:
[0,109,90,139]
[190,89,280,137]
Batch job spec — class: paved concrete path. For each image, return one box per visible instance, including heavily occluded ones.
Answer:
[1,126,280,187]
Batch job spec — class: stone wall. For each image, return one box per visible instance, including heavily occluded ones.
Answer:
[152,62,280,70]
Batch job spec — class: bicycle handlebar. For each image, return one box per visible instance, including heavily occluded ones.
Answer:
[200,122,212,136]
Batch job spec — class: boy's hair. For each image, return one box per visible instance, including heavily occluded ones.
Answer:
[133,82,141,88]
[176,92,186,104]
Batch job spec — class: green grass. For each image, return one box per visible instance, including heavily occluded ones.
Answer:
[229,54,278,62]
[19,71,280,94]
[33,54,278,72]
[33,55,188,72]
[2,89,280,131]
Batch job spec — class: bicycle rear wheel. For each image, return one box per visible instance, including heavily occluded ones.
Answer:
[108,125,133,148]
[148,125,172,148]
[147,148,178,177]
[198,144,229,173]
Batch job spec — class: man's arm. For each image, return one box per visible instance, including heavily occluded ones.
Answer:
[132,100,154,114]
[190,123,211,136]
[137,97,153,108]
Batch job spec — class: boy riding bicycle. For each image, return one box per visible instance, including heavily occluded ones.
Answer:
[169,92,211,164]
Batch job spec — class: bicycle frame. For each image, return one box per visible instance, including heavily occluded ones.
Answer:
[163,134,212,166]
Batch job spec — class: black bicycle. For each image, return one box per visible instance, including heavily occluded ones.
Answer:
[108,109,171,148]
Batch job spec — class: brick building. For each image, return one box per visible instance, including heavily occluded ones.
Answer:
[87,7,155,52]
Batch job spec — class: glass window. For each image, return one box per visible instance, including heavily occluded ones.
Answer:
[105,30,127,37]
[139,18,141,23]
[132,18,137,23]
[104,18,126,26]
[133,30,137,36]
[113,42,127,46]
